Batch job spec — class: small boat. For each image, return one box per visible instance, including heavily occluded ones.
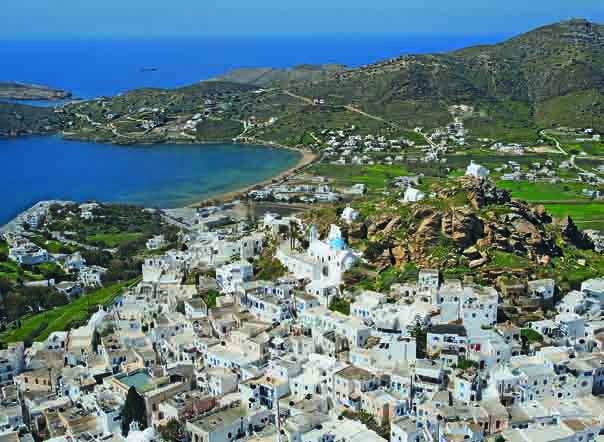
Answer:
[140,67,158,72]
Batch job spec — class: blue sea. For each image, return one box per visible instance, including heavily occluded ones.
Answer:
[0,33,508,223]
[0,138,300,224]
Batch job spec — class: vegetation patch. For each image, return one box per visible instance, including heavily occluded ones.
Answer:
[0,279,138,346]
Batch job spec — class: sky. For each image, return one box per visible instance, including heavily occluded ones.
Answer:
[3,0,604,38]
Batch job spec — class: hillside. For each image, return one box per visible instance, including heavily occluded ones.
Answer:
[332,176,603,295]
[219,18,604,132]
[0,102,66,137]
[209,64,347,87]
[38,19,604,144]
[0,81,72,101]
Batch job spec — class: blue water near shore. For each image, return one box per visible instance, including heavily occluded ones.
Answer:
[0,137,300,224]
[0,34,509,223]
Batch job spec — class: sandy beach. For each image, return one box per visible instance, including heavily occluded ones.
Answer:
[190,146,318,207]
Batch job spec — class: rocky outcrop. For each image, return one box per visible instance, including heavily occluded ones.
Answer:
[356,184,570,270]
[442,208,484,249]
[438,177,511,209]
[462,176,511,209]
[562,217,595,250]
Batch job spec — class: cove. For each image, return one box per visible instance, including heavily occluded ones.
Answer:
[0,136,301,224]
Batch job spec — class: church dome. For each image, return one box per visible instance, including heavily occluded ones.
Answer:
[329,238,346,250]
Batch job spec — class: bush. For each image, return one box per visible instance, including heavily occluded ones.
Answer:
[457,358,479,370]
[255,257,287,281]
[521,328,544,343]
[329,297,350,316]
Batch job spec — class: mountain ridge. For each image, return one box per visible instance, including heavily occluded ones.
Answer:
[210,18,604,132]
[5,19,604,142]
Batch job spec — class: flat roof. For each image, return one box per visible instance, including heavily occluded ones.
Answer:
[189,406,248,432]
[336,365,375,382]
[116,372,153,391]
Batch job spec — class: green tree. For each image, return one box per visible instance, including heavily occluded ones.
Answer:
[363,242,386,261]
[329,297,351,316]
[121,386,147,436]
[158,419,183,442]
[408,322,427,359]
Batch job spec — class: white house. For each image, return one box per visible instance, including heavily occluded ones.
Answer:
[216,261,254,294]
[78,265,107,287]
[9,244,48,265]
[341,205,359,225]
[62,252,86,273]
[402,187,425,203]
[527,279,556,308]
[466,162,489,179]
[146,235,167,251]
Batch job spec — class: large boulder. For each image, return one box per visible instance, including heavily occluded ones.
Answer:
[441,208,484,248]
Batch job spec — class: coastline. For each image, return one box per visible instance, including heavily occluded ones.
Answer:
[62,131,321,207]
[189,145,318,207]
[1,133,319,221]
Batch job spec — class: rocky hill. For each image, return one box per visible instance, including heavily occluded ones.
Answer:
[0,102,67,137]
[209,64,347,87]
[347,177,596,286]
[218,19,604,132]
[0,82,72,101]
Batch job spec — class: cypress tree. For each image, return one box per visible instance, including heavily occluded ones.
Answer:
[121,386,147,436]
[91,329,101,354]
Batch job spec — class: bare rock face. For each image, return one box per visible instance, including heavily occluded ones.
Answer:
[414,212,443,246]
[534,205,552,224]
[456,176,512,209]
[367,215,394,237]
[349,223,368,240]
[383,216,402,235]
[441,208,484,249]
[391,244,408,264]
[470,256,488,268]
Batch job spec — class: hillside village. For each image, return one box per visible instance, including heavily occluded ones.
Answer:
[2,156,604,442]
[3,16,604,442]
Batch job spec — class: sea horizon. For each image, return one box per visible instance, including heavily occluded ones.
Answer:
[0,33,511,100]
[0,33,510,224]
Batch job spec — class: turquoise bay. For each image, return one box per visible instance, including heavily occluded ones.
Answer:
[0,137,301,224]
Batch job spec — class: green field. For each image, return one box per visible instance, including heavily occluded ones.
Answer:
[86,232,145,248]
[495,181,587,202]
[37,239,79,254]
[309,164,411,190]
[0,260,46,282]
[494,181,604,229]
[545,203,604,230]
[0,279,138,345]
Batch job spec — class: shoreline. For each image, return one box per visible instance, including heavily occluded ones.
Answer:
[61,131,321,207]
[1,134,320,223]
[189,145,319,207]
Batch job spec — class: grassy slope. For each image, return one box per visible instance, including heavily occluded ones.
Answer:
[0,279,139,345]
[86,232,145,248]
